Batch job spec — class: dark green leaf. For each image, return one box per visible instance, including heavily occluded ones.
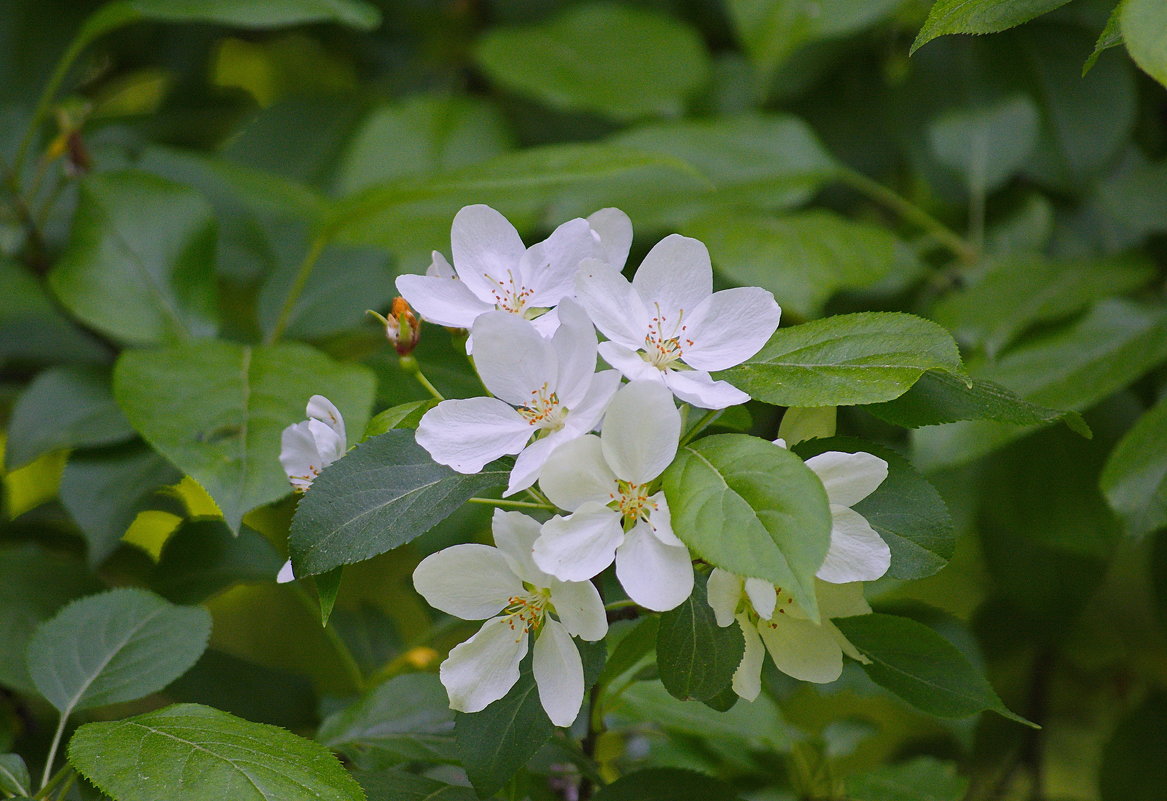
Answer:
[67,703,365,801]
[599,616,659,687]
[48,171,219,346]
[845,756,968,801]
[663,434,831,619]
[834,614,1031,725]
[314,568,343,626]
[657,573,745,702]
[288,430,508,576]
[1083,5,1122,75]
[912,0,1073,54]
[0,258,108,366]
[114,340,375,531]
[612,681,791,749]
[1102,395,1167,538]
[0,753,30,796]
[593,768,741,801]
[721,312,965,408]
[355,770,477,801]
[362,400,438,439]
[1100,694,1167,801]
[1121,0,1167,88]
[151,519,282,604]
[927,95,1039,192]
[164,650,317,730]
[28,588,211,716]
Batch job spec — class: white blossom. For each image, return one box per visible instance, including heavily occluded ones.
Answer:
[279,395,346,493]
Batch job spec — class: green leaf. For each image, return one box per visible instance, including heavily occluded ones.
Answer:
[593,768,742,801]
[1099,694,1167,801]
[475,4,709,120]
[318,673,456,769]
[911,0,1073,54]
[151,519,283,604]
[0,753,30,797]
[362,400,438,439]
[914,300,1167,470]
[4,366,134,470]
[49,171,219,346]
[1083,5,1122,76]
[314,568,343,626]
[927,94,1039,192]
[67,703,366,801]
[28,588,211,716]
[355,770,477,801]
[845,756,968,801]
[1121,0,1167,88]
[59,443,182,565]
[721,312,965,408]
[833,614,1031,725]
[288,430,508,576]
[164,649,317,730]
[662,434,831,619]
[687,210,905,321]
[1101,396,1167,538]
[454,656,553,797]
[794,438,954,580]
[657,573,745,702]
[114,340,375,531]
[599,616,659,688]
[0,257,108,366]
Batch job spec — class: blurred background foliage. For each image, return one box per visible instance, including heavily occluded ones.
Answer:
[1,0,1166,799]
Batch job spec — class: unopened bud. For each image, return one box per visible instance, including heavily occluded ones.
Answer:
[368,297,421,356]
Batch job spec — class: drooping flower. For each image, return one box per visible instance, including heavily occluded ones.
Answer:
[575,234,780,409]
[279,395,346,493]
[533,381,692,611]
[412,510,607,726]
[396,204,631,340]
[415,298,619,495]
[707,573,871,698]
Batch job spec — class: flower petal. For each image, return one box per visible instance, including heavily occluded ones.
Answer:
[744,577,777,620]
[631,234,712,318]
[524,218,597,309]
[490,509,549,586]
[587,207,632,270]
[614,520,694,612]
[504,430,567,497]
[597,342,662,383]
[307,419,345,467]
[683,287,781,372]
[816,506,892,583]
[732,617,764,701]
[805,451,889,508]
[548,579,607,641]
[413,543,523,619]
[280,421,322,491]
[306,395,345,441]
[416,397,531,473]
[533,618,585,727]
[816,579,872,619]
[450,204,527,303]
[562,368,622,437]
[663,369,749,410]
[440,616,528,713]
[644,493,683,546]
[758,616,843,684]
[472,312,557,406]
[395,272,492,329]
[706,569,743,627]
[539,435,616,512]
[550,298,599,407]
[533,502,624,582]
[600,381,680,484]
[276,559,296,584]
[426,250,455,278]
[575,259,648,348]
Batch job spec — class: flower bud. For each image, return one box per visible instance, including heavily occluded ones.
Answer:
[368,297,421,356]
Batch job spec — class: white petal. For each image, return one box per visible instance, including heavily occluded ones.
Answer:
[280,421,322,491]
[529,307,561,339]
[413,544,523,619]
[562,368,621,436]
[524,218,597,308]
[471,312,556,406]
[732,618,764,701]
[644,493,683,547]
[490,509,549,586]
[744,577,777,620]
[805,451,889,508]
[548,579,607,641]
[539,435,617,512]
[758,616,843,684]
[550,298,599,407]
[817,506,892,583]
[597,341,663,383]
[450,204,527,303]
[416,398,531,473]
[631,234,712,319]
[816,580,872,619]
[663,369,749,410]
[600,381,680,484]
[683,287,781,372]
[575,259,648,348]
[395,273,492,329]
[532,503,624,582]
[505,431,566,497]
[614,520,693,612]
[307,419,345,467]
[440,616,528,713]
[587,207,632,270]
[533,618,585,727]
[706,569,743,627]
[426,250,455,278]
[276,559,296,584]
[306,395,345,442]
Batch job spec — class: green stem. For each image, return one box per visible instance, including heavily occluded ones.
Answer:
[603,599,638,612]
[837,167,978,265]
[266,234,328,345]
[289,584,364,693]
[467,496,556,511]
[679,408,723,448]
[39,715,68,792]
[12,24,92,178]
[53,771,76,801]
[398,355,445,401]
[35,763,70,799]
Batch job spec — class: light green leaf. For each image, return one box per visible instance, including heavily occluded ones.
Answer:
[1101,396,1167,539]
[911,0,1073,54]
[833,614,1032,725]
[151,519,283,604]
[721,312,965,407]
[1121,0,1167,88]
[845,756,969,801]
[662,434,831,620]
[927,94,1039,192]
[28,588,211,716]
[475,3,709,120]
[1083,5,1122,76]
[48,171,218,346]
[4,366,134,470]
[114,340,375,531]
[67,703,366,801]
[289,430,508,576]
[362,400,438,439]
[593,768,742,801]
[0,753,30,797]
[318,673,456,769]
[656,573,745,703]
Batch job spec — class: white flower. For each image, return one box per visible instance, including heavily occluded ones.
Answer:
[575,234,781,409]
[707,572,871,697]
[275,559,296,584]
[415,298,619,495]
[533,381,693,611]
[279,395,346,493]
[396,204,632,340]
[412,510,607,726]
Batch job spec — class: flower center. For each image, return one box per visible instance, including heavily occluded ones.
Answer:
[758,586,797,628]
[502,588,550,641]
[609,479,658,524]
[641,305,694,371]
[517,383,569,432]
[487,269,535,315]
